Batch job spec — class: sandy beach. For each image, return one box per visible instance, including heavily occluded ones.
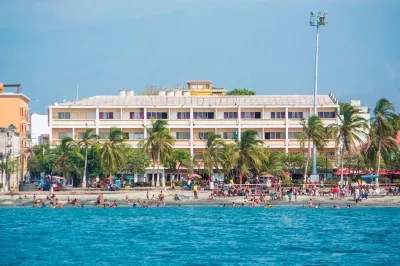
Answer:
[1,188,400,207]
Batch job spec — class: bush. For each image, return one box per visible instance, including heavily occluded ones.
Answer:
[134,182,152,187]
[324,178,339,185]
[166,181,182,187]
[0,183,3,190]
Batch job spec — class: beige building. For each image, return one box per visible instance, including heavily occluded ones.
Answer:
[48,92,339,159]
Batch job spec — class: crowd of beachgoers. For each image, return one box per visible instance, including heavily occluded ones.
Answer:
[5,181,399,209]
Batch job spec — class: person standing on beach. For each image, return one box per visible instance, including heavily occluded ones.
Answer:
[193,184,198,199]
[308,199,313,208]
[159,191,165,206]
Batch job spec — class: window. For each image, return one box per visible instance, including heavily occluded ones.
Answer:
[193,112,214,119]
[192,84,204,89]
[241,112,261,119]
[176,132,190,139]
[78,132,85,139]
[99,132,110,139]
[318,112,335,119]
[99,112,114,119]
[223,132,238,139]
[199,132,210,139]
[177,112,190,119]
[288,112,303,119]
[271,112,285,119]
[58,132,72,139]
[147,112,168,119]
[130,112,144,119]
[58,112,71,119]
[129,132,144,139]
[224,112,238,119]
[265,132,285,140]
[288,132,301,139]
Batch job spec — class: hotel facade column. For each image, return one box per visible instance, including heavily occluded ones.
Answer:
[237,106,241,141]
[143,107,147,138]
[72,128,75,139]
[285,107,289,153]
[95,107,99,135]
[48,108,53,143]
[190,107,194,157]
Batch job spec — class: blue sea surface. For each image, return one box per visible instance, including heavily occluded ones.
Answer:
[0,206,399,265]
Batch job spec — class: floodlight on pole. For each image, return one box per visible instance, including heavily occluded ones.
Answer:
[309,12,328,178]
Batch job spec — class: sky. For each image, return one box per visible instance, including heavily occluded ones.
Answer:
[0,0,399,113]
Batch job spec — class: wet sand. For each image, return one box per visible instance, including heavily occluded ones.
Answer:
[1,188,399,208]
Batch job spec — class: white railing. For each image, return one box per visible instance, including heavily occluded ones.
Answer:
[52,119,96,127]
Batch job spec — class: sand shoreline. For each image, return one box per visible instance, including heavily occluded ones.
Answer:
[1,189,400,208]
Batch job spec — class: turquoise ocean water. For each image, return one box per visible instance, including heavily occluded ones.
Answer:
[0,206,399,265]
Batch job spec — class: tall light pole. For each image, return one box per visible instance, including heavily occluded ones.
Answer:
[309,12,328,179]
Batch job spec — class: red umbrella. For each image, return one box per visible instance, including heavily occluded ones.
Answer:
[334,168,353,176]
[188,174,202,179]
[391,170,400,175]
[379,170,389,175]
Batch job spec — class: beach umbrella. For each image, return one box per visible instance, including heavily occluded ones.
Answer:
[188,174,202,179]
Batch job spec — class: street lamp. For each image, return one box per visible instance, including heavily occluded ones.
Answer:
[309,12,328,180]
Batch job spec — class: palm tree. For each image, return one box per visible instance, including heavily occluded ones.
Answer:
[328,103,368,184]
[362,127,398,174]
[75,128,99,188]
[220,143,238,182]
[100,128,127,178]
[298,115,328,183]
[52,137,80,185]
[236,130,268,184]
[139,120,175,187]
[369,98,399,184]
[201,132,226,180]
[154,129,175,188]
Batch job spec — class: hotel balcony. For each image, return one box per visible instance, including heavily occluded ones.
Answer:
[52,119,96,128]
[99,119,143,128]
[262,140,286,147]
[241,119,286,127]
[193,119,238,127]
[288,139,336,148]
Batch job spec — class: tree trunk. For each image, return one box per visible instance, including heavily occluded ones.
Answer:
[376,141,382,187]
[304,139,311,184]
[156,151,160,187]
[151,163,155,186]
[82,146,88,188]
[340,143,344,185]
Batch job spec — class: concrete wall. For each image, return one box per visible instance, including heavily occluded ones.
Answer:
[31,114,49,145]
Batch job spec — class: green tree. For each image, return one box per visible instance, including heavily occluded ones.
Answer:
[74,128,99,188]
[298,115,328,182]
[220,143,238,181]
[52,137,81,185]
[201,132,225,178]
[283,152,306,175]
[122,148,151,175]
[328,103,368,183]
[226,89,255,95]
[139,120,175,188]
[100,128,127,178]
[363,98,399,184]
[236,130,268,184]
[163,149,192,181]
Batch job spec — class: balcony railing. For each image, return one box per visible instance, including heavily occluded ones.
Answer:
[193,119,238,126]
[52,119,96,127]
[241,119,285,126]
[99,120,144,127]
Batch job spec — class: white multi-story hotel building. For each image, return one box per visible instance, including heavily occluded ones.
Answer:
[48,91,339,160]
